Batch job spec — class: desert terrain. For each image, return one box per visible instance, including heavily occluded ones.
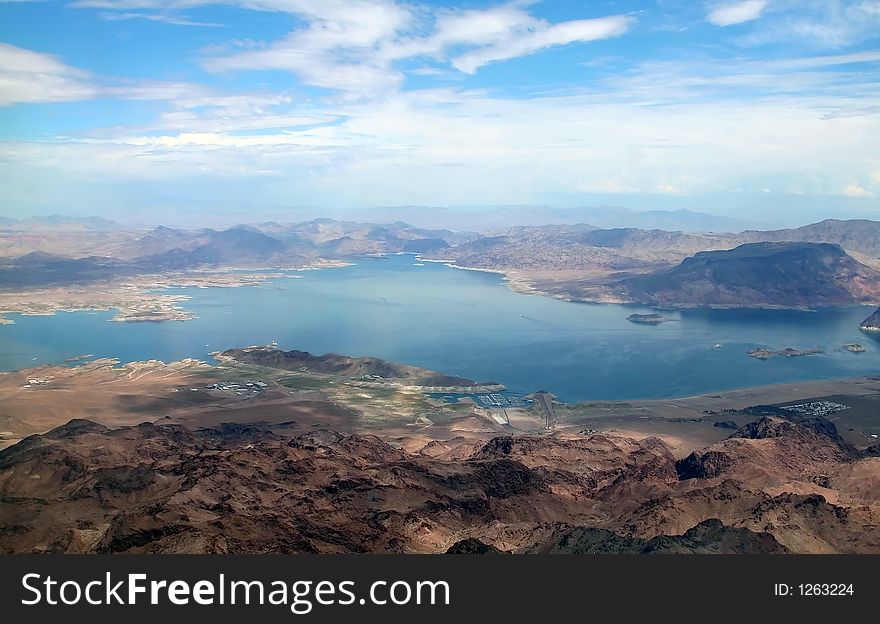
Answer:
[2,218,879,554]
[1,348,879,554]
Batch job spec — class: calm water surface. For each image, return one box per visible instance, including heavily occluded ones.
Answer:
[1,255,878,402]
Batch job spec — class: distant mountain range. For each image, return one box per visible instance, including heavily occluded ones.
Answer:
[432,225,720,271]
[543,206,759,233]
[1,206,762,234]
[0,215,118,231]
[436,218,880,270]
[739,219,880,258]
[1,216,879,310]
[357,205,763,233]
[117,220,478,264]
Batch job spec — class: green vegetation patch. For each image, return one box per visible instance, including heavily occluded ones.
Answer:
[277,375,334,390]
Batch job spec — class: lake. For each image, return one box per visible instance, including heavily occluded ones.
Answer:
[1,254,878,402]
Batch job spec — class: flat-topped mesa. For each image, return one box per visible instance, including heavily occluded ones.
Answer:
[860,307,880,332]
[616,242,880,309]
[219,346,498,389]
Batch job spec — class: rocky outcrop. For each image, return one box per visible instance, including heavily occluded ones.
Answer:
[445,539,507,554]
[675,417,856,484]
[526,519,787,554]
[676,451,736,480]
[1,418,877,554]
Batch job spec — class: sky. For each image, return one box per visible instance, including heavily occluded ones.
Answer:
[0,0,879,227]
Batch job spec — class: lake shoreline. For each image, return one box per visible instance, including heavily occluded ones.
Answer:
[1,255,876,403]
[0,260,351,325]
[416,254,880,312]
[5,352,879,409]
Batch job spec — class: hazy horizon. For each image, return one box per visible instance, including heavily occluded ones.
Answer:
[7,201,880,234]
[1,0,879,227]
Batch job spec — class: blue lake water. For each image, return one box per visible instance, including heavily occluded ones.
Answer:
[1,254,878,402]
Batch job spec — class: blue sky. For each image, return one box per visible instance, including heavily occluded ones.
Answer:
[0,0,879,226]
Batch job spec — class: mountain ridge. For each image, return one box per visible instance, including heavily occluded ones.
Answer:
[1,414,876,554]
[609,242,880,308]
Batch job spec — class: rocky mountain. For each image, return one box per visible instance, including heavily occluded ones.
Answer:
[431,226,719,271]
[0,219,475,286]
[609,242,880,308]
[432,219,880,276]
[258,219,478,253]
[101,220,472,268]
[861,307,880,332]
[119,225,212,258]
[1,412,877,554]
[0,227,313,287]
[145,226,302,268]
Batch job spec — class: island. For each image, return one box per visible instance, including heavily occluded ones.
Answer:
[627,313,670,325]
[844,343,866,354]
[747,347,824,360]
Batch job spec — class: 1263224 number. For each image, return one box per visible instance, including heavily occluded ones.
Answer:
[799,584,854,596]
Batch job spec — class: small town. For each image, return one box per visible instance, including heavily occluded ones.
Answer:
[779,401,851,417]
[204,380,269,397]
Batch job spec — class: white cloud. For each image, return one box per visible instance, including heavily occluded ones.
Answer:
[738,0,880,47]
[450,15,634,74]
[201,1,415,96]
[5,76,878,208]
[3,1,879,214]
[707,0,768,26]
[98,10,223,26]
[656,183,683,194]
[0,43,97,105]
[77,1,634,95]
[148,94,336,133]
[782,0,880,47]
[0,42,216,105]
[841,179,875,197]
